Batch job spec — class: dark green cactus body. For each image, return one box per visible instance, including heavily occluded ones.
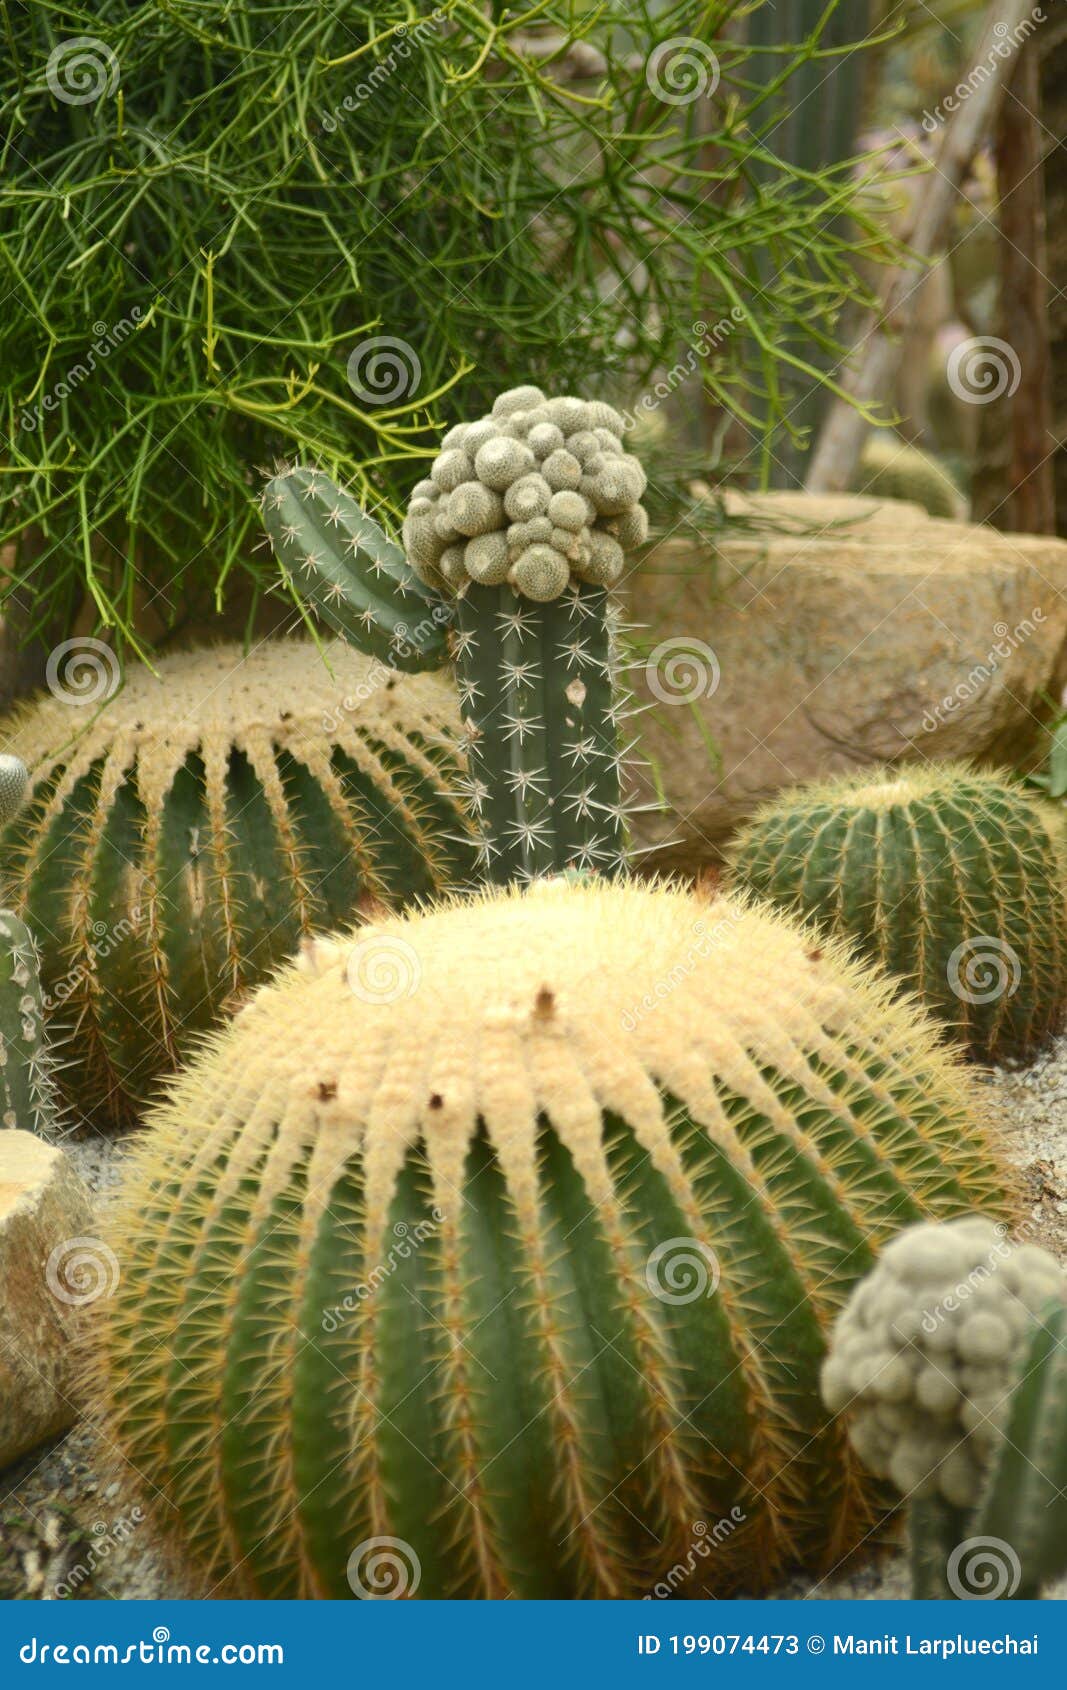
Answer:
[264,469,451,672]
[726,766,1067,1062]
[912,1301,1067,1599]
[453,583,625,883]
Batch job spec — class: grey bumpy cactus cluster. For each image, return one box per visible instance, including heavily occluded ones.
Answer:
[821,1217,1066,1507]
[401,386,649,601]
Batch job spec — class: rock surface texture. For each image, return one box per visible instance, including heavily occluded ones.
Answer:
[624,493,1067,869]
[0,1132,94,1466]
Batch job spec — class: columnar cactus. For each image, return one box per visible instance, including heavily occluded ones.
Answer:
[0,642,476,1124]
[823,1218,1067,1598]
[0,754,57,1135]
[264,387,651,883]
[725,764,1067,1061]
[93,879,1014,1599]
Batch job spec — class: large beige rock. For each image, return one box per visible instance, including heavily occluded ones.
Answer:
[623,494,1067,870]
[0,1132,95,1465]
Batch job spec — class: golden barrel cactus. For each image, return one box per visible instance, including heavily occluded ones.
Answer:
[93,878,1012,1598]
[0,640,475,1124]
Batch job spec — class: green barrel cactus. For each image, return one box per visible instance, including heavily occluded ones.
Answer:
[264,386,650,883]
[93,878,1014,1599]
[823,1217,1067,1599]
[0,641,476,1125]
[0,753,58,1135]
[725,764,1067,1062]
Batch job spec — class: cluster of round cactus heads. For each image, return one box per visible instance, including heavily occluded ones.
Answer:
[0,642,475,1125]
[821,1216,1064,1506]
[402,386,649,601]
[91,878,1014,1597]
[726,763,1067,1062]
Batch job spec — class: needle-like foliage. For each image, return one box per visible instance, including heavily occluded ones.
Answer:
[2,1,891,652]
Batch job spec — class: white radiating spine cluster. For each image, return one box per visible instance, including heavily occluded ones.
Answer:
[402,386,649,601]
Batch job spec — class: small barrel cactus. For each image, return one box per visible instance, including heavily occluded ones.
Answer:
[0,754,58,1135]
[0,641,476,1125]
[93,879,1013,1598]
[725,763,1067,1061]
[823,1218,1067,1598]
[264,387,651,885]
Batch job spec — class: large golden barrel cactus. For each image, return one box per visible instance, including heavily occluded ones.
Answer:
[0,641,474,1124]
[93,878,1012,1598]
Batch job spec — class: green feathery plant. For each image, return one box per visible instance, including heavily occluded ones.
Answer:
[2,1,894,656]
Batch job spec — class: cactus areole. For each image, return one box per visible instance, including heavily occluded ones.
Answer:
[94,880,1013,1598]
[264,387,651,887]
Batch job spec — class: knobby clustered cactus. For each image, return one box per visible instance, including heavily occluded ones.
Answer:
[823,1219,1067,1599]
[726,763,1067,1062]
[0,643,475,1125]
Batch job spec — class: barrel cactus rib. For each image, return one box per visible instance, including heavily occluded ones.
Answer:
[0,753,61,1137]
[91,879,1013,1598]
[726,764,1067,1062]
[0,642,476,1123]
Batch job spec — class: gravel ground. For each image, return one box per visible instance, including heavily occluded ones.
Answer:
[2,1037,1065,1602]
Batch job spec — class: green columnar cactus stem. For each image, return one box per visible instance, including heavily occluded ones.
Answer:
[263,468,451,672]
[264,388,649,885]
[725,764,1067,1061]
[93,879,1015,1599]
[0,754,58,1135]
[0,644,475,1125]
[453,584,626,881]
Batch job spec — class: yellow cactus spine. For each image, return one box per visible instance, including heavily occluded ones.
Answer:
[92,879,1013,1598]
